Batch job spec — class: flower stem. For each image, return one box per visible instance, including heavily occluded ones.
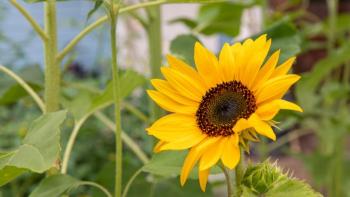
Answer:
[44,0,60,113]
[108,2,123,196]
[147,5,163,121]
[220,164,234,197]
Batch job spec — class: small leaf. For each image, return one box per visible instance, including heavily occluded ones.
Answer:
[87,0,104,20]
[0,111,67,186]
[170,34,199,66]
[29,174,80,197]
[89,69,146,114]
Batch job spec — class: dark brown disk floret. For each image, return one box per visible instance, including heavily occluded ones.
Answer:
[196,81,257,137]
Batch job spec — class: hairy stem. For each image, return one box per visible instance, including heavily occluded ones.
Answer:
[108,2,123,196]
[147,5,163,122]
[44,0,60,113]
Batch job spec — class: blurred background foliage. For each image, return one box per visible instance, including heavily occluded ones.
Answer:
[0,0,349,196]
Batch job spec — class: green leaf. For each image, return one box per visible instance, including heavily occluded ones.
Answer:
[170,34,199,66]
[142,151,187,177]
[87,0,104,20]
[0,83,41,105]
[0,166,27,186]
[0,111,67,186]
[89,69,146,114]
[259,19,301,62]
[142,151,220,178]
[197,3,244,36]
[295,41,350,111]
[266,178,323,197]
[29,174,80,197]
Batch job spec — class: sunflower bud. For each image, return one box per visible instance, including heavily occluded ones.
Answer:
[242,161,281,194]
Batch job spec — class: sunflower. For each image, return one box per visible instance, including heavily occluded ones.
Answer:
[147,34,302,191]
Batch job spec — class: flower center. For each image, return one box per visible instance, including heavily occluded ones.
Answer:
[196,81,257,137]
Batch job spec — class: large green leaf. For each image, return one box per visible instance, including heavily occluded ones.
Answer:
[170,34,199,66]
[0,111,67,186]
[29,174,80,197]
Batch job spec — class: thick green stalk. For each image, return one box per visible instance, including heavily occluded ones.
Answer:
[44,0,60,113]
[147,5,163,121]
[108,3,122,197]
[220,164,234,197]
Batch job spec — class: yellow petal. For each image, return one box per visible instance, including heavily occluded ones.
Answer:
[219,43,235,82]
[232,118,251,134]
[199,168,210,192]
[151,79,199,105]
[237,39,254,85]
[256,100,280,120]
[231,42,243,80]
[271,57,296,78]
[252,50,281,91]
[158,130,206,151]
[242,36,271,88]
[166,55,207,89]
[256,74,301,104]
[221,135,240,169]
[248,114,276,141]
[277,99,303,112]
[147,115,201,142]
[161,67,205,102]
[180,137,219,186]
[199,137,226,170]
[147,90,197,114]
[153,141,166,153]
[194,42,221,88]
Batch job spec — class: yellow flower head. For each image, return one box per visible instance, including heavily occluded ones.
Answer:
[147,35,302,192]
